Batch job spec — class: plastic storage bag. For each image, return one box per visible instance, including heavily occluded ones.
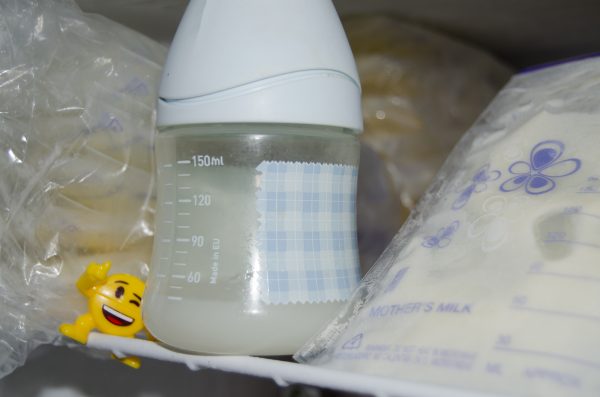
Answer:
[0,0,165,377]
[349,16,512,270]
[297,57,600,397]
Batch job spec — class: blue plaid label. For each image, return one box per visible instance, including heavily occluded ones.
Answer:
[256,161,360,304]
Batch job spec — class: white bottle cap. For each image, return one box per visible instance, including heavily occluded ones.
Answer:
[157,0,363,133]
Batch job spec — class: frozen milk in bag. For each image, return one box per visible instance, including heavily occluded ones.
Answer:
[297,56,600,397]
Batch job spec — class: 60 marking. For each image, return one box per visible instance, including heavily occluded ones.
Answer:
[187,271,201,284]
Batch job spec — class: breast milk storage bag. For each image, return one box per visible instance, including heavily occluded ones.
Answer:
[296,56,600,397]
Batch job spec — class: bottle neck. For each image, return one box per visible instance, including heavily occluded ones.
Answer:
[157,72,363,132]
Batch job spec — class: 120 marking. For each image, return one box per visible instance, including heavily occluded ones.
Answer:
[193,194,212,207]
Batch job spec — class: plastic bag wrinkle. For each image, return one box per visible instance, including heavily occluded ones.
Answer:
[0,0,165,378]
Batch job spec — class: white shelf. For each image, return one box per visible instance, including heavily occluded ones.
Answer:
[87,333,499,397]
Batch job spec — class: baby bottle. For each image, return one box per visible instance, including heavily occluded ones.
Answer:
[143,0,363,355]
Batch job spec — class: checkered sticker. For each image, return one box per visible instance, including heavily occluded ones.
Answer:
[256,161,360,304]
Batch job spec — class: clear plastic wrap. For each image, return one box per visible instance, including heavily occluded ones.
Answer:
[297,57,600,397]
[349,16,512,271]
[0,0,166,377]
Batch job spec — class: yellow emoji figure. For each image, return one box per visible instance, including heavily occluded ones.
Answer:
[59,261,146,369]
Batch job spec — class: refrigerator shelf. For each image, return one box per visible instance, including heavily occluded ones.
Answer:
[87,332,498,397]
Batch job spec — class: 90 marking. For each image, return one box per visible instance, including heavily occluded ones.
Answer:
[193,194,212,207]
[192,155,224,167]
[191,235,205,247]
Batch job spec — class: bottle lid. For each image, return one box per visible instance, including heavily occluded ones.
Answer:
[157,0,363,132]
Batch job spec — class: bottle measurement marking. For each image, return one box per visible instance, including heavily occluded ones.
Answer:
[176,238,191,243]
[177,225,191,229]
[178,212,190,216]
[163,201,173,205]
[191,235,205,247]
[171,274,186,279]
[175,250,188,254]
[169,285,183,289]
[159,257,169,261]
[178,186,192,190]
[192,154,224,167]
[177,173,191,177]
[177,160,191,165]
[187,271,201,283]
[167,296,183,301]
[176,195,212,206]
[163,164,173,168]
[156,274,166,278]
[164,183,174,187]
[173,262,187,267]
[193,194,212,207]
[161,239,171,243]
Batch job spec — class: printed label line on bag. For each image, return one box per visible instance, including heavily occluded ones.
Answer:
[510,304,600,323]
[495,346,600,370]
[528,270,600,284]
[569,210,600,220]
[545,239,600,250]
[544,231,600,250]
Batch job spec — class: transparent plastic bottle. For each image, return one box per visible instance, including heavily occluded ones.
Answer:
[143,0,363,354]
[144,124,359,354]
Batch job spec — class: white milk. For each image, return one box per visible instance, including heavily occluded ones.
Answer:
[144,126,360,354]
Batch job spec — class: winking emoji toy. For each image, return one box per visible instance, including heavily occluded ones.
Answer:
[60,261,147,368]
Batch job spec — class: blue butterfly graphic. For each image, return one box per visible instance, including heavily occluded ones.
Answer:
[500,140,581,195]
[422,221,460,249]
